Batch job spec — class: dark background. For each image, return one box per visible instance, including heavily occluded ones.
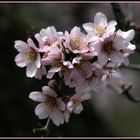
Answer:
[1,3,140,137]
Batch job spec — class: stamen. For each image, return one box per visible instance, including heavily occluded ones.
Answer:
[102,41,115,54]
[95,25,106,37]
[70,39,80,50]
[45,96,57,107]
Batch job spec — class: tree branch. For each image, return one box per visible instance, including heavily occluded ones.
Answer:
[121,64,140,71]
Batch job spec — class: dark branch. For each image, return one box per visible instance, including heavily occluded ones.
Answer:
[120,84,140,103]
[111,3,129,30]
[121,64,140,71]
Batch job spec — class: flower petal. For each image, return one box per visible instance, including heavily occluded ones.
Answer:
[35,103,49,119]
[94,12,107,26]
[106,20,117,31]
[26,63,37,77]
[57,99,66,111]
[82,22,94,33]
[98,52,108,65]
[29,91,45,102]
[15,53,27,67]
[50,108,64,126]
[47,66,61,79]
[42,86,57,97]
[121,29,135,42]
[64,110,70,123]
[70,26,81,38]
[14,40,29,52]
[110,51,124,63]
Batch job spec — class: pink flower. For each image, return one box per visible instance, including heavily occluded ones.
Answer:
[63,61,93,90]
[35,26,64,52]
[65,26,89,54]
[29,86,65,126]
[95,30,135,66]
[14,38,42,78]
[43,45,65,79]
[64,93,90,123]
[82,12,117,39]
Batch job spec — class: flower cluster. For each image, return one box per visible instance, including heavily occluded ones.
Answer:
[14,12,136,126]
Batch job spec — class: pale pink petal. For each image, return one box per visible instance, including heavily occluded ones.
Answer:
[70,26,81,38]
[121,29,135,42]
[67,101,73,113]
[72,56,82,65]
[46,26,57,38]
[90,40,102,54]
[64,70,71,86]
[50,108,64,126]
[82,22,94,33]
[106,20,117,31]
[47,66,61,79]
[35,103,49,119]
[110,51,124,63]
[35,64,46,80]
[113,36,127,50]
[64,110,70,123]
[27,38,37,50]
[29,91,45,102]
[73,103,83,114]
[63,61,73,69]
[15,53,27,67]
[26,63,37,77]
[102,74,107,81]
[98,52,108,65]
[123,57,129,65]
[14,40,29,52]
[81,62,93,78]
[40,29,48,41]
[42,86,57,97]
[57,99,65,111]
[127,43,136,50]
[35,54,41,68]
[94,12,107,26]
[35,33,43,45]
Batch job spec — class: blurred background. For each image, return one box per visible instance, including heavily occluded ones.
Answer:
[1,2,140,137]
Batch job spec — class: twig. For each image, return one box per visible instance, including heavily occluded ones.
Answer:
[33,117,51,136]
[120,84,140,103]
[121,64,140,71]
[111,3,128,30]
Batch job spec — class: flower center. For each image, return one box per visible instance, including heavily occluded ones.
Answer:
[53,61,62,67]
[95,25,105,37]
[70,38,80,50]
[25,48,37,61]
[102,41,115,54]
[45,96,57,107]
[72,99,81,112]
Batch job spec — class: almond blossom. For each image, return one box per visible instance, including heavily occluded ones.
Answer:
[29,85,65,126]
[82,12,117,39]
[13,11,136,130]
[64,92,90,123]
[89,29,136,66]
[35,26,64,52]
[14,38,43,78]
[65,26,89,54]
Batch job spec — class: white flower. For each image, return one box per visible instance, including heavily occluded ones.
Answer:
[14,38,41,78]
[64,93,90,123]
[65,26,89,54]
[82,12,117,38]
[29,86,65,126]
[35,26,64,52]
[95,30,135,66]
